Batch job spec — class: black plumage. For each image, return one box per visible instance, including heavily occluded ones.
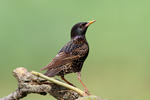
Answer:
[41,20,96,94]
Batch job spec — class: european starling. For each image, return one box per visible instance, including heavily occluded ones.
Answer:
[41,20,96,94]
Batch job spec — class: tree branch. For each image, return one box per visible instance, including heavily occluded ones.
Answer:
[31,71,85,96]
[0,67,102,100]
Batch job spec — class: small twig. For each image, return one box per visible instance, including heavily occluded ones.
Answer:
[31,71,85,96]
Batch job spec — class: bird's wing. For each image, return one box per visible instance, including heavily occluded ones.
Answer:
[41,52,80,71]
[41,41,88,71]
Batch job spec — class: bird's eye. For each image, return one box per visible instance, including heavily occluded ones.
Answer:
[79,26,82,28]
[79,24,84,28]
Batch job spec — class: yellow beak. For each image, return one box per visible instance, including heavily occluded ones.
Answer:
[85,20,96,27]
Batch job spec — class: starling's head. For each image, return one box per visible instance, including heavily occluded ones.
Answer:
[71,20,96,39]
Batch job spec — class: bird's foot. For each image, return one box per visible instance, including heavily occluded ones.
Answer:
[84,88,90,96]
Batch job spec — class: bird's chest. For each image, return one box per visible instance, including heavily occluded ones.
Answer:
[72,53,88,70]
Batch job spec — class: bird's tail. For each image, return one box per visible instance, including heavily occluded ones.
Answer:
[41,64,50,71]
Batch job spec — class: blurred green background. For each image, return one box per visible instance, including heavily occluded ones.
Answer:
[0,0,150,100]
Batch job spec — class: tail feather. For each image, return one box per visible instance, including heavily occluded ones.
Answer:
[41,65,49,71]
[41,63,53,71]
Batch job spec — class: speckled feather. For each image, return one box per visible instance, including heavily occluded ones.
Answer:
[42,36,89,77]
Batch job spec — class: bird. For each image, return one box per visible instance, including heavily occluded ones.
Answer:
[41,20,96,95]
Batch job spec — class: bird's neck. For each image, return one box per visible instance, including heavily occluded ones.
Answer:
[71,35,87,44]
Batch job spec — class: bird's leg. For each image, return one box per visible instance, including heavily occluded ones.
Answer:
[61,76,75,87]
[77,72,90,95]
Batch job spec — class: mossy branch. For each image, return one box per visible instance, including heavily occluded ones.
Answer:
[31,71,85,96]
[0,67,103,100]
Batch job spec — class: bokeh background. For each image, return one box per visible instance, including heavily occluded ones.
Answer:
[0,0,150,100]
